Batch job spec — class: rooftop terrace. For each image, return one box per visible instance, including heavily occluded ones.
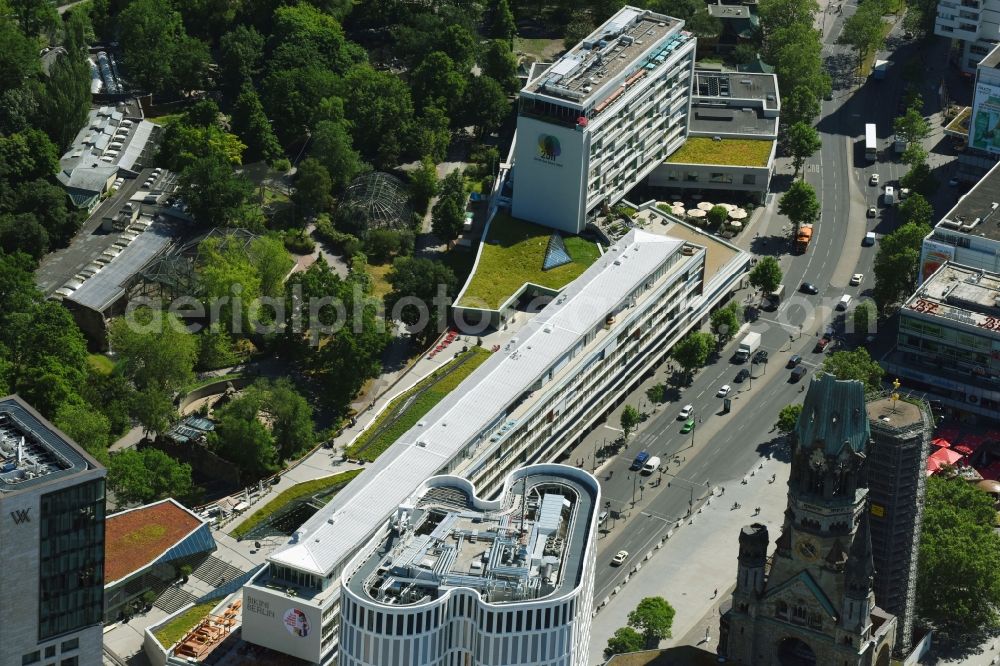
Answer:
[522,6,684,108]
[0,396,95,493]
[904,262,1000,333]
[346,468,597,606]
[934,159,1000,240]
[664,136,774,166]
[105,498,207,585]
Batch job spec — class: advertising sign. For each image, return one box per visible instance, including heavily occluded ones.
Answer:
[241,589,322,661]
[511,116,586,234]
[970,82,1000,155]
[919,239,955,284]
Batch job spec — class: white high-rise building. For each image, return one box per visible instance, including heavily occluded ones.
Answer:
[0,396,106,666]
[935,0,1000,71]
[512,6,696,233]
[338,465,599,666]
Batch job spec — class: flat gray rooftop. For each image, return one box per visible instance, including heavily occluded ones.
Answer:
[934,160,1000,240]
[693,71,778,104]
[522,6,682,106]
[0,396,95,494]
[905,262,1000,328]
[708,5,751,19]
[689,105,777,137]
[345,469,596,607]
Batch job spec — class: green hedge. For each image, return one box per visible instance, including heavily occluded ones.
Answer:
[345,347,492,462]
[153,601,219,648]
[230,468,363,540]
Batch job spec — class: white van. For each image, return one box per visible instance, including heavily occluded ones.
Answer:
[883,186,895,205]
[641,456,661,475]
[837,294,852,310]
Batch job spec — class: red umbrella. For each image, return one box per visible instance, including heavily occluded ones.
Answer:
[932,437,951,449]
[931,447,965,465]
[954,444,974,456]
[927,458,942,475]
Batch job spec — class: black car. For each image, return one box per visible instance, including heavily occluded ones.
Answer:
[753,350,769,364]
[790,366,808,382]
[735,368,751,383]
[787,354,802,368]
[800,282,819,295]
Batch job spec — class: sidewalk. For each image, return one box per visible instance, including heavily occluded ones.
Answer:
[586,456,792,665]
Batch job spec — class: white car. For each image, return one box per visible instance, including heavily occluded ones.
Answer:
[611,550,629,566]
[870,174,880,186]
[867,206,877,218]
[850,273,863,286]
[677,404,693,421]
[717,385,732,398]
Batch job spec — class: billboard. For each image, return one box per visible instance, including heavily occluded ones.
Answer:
[511,116,587,234]
[241,588,322,661]
[919,239,955,284]
[970,82,1000,155]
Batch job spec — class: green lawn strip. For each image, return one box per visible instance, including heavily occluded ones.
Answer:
[152,600,220,648]
[230,468,363,540]
[458,214,600,308]
[179,373,243,396]
[859,20,895,78]
[665,137,773,167]
[346,347,492,462]
[87,353,115,375]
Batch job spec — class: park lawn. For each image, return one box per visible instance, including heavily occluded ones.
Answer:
[147,112,186,127]
[153,600,219,648]
[665,137,773,167]
[366,262,394,301]
[230,468,363,540]
[87,353,115,375]
[514,37,565,62]
[458,214,601,309]
[346,347,492,462]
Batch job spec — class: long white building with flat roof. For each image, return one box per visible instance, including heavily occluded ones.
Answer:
[512,6,696,233]
[339,465,599,666]
[242,218,750,664]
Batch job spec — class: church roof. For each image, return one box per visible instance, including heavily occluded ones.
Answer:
[766,569,839,620]
[795,374,870,457]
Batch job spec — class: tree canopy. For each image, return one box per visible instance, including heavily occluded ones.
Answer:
[749,256,784,294]
[605,626,644,657]
[778,180,821,227]
[385,256,457,344]
[627,596,676,646]
[787,122,822,177]
[873,221,931,312]
[108,448,194,506]
[820,348,885,393]
[620,405,641,439]
[775,403,803,434]
[671,331,714,381]
[710,301,741,345]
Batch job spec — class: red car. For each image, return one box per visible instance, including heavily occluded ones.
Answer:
[814,335,831,353]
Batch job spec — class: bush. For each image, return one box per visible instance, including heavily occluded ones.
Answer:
[315,215,361,255]
[271,158,291,173]
[365,229,402,262]
[283,230,315,254]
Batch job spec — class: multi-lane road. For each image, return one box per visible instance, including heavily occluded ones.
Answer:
[587,4,958,605]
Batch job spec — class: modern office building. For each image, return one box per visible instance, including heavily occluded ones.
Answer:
[935,0,1000,72]
[919,158,1000,281]
[512,6,697,233]
[242,222,750,664]
[720,375,897,665]
[885,261,1000,420]
[338,465,599,666]
[866,394,933,656]
[969,44,1000,155]
[0,396,107,666]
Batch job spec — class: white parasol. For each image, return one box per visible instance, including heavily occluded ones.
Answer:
[697,201,715,211]
[729,208,748,220]
[687,208,707,218]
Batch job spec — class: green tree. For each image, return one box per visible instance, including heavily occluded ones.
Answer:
[872,221,931,312]
[218,25,264,97]
[132,387,176,437]
[108,448,193,505]
[409,156,439,215]
[248,235,293,298]
[266,3,360,74]
[901,160,938,197]
[208,392,279,478]
[293,158,334,220]
[118,0,209,95]
[821,348,885,393]
[462,75,511,138]
[409,105,452,164]
[787,122,822,177]
[14,179,83,248]
[178,154,255,227]
[707,204,728,227]
[432,172,467,245]
[10,0,58,37]
[0,16,40,95]
[671,331,714,382]
[686,7,722,39]
[917,476,1000,633]
[260,378,315,461]
[158,117,246,172]
[838,2,886,72]
[778,180,821,227]
[55,402,111,461]
[773,39,830,101]
[710,301,741,345]
[852,299,877,336]
[627,596,676,646]
[749,256,784,294]
[384,256,457,344]
[410,51,466,116]
[901,142,928,168]
[339,64,415,168]
[783,86,821,127]
[0,214,49,260]
[37,22,91,150]
[261,65,340,141]
[758,0,819,41]
[108,308,197,392]
[605,626,644,657]
[775,403,803,434]
[231,86,282,164]
[490,0,517,42]
[646,383,666,405]
[0,128,59,182]
[898,192,933,227]
[311,120,365,193]
[197,325,238,370]
[620,405,641,439]
[481,39,520,95]
[894,107,930,144]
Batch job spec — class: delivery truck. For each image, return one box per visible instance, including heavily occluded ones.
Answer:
[735,331,761,363]
[795,224,814,253]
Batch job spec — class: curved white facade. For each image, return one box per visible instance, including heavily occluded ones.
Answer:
[338,465,599,666]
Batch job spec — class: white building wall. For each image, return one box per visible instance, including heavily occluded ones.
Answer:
[936,0,1000,70]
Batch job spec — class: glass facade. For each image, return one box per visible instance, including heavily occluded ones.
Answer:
[38,479,106,640]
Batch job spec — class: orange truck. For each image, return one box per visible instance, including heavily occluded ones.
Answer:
[794,224,813,253]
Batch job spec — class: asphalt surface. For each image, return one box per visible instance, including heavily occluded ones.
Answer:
[588,11,964,606]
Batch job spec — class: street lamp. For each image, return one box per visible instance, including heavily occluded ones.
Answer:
[632,473,639,506]
[639,483,646,502]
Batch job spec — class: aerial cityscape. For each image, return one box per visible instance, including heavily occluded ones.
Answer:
[1,0,1000,665]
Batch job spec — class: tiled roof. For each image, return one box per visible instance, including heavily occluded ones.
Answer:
[105,499,203,584]
[795,374,870,457]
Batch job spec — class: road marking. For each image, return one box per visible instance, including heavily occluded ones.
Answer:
[604,425,623,432]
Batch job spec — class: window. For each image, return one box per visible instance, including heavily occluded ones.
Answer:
[60,640,78,653]
[60,659,78,666]
[743,174,757,185]
[22,652,40,665]
[45,648,55,659]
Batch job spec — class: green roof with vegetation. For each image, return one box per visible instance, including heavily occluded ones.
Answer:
[230,468,363,540]
[945,106,972,136]
[346,347,492,462]
[458,215,601,308]
[153,600,219,648]
[665,137,773,167]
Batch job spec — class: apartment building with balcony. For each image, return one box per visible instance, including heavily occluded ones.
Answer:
[241,221,750,664]
[511,6,696,233]
[338,466,599,666]
[935,0,1000,71]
